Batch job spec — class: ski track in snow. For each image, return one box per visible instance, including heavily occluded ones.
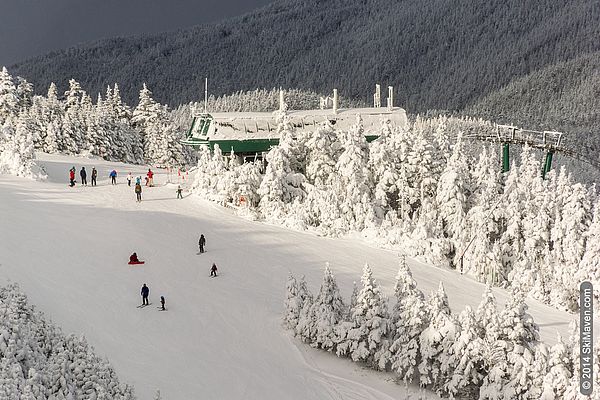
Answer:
[0,153,596,400]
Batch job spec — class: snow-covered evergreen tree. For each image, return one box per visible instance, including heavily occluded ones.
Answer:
[337,264,389,370]
[389,256,429,383]
[418,282,457,391]
[0,67,18,123]
[306,264,345,351]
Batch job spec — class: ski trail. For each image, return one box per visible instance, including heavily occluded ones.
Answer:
[287,335,403,400]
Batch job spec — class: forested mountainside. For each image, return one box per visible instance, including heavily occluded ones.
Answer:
[467,51,600,135]
[9,0,600,118]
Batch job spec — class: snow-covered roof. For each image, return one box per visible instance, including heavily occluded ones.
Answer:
[196,107,408,140]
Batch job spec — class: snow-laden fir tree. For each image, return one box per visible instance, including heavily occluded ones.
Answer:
[333,115,374,231]
[0,115,38,178]
[540,334,572,400]
[367,119,401,221]
[550,179,592,310]
[443,305,485,398]
[389,256,429,383]
[0,67,18,124]
[283,274,312,331]
[305,264,345,351]
[434,132,470,268]
[305,122,341,188]
[258,131,306,224]
[418,282,457,391]
[579,198,600,312]
[336,264,389,370]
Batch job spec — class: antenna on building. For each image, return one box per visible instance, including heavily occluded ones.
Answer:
[374,84,381,108]
[387,86,394,110]
[204,77,208,113]
[333,89,338,114]
[279,88,285,111]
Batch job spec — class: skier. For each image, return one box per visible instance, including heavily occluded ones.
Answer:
[176,185,183,199]
[110,169,117,185]
[210,263,218,277]
[80,167,87,186]
[135,182,142,202]
[91,167,98,186]
[135,176,142,185]
[69,167,76,187]
[129,253,140,263]
[160,296,166,311]
[147,169,154,187]
[127,172,133,187]
[141,284,150,305]
[199,234,206,253]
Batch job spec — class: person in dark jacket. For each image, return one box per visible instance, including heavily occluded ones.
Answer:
[141,284,149,305]
[210,263,218,277]
[91,167,98,186]
[199,234,206,253]
[160,296,166,311]
[80,167,87,186]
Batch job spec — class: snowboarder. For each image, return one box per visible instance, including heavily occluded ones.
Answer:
[141,284,150,305]
[127,172,133,187]
[147,169,154,187]
[210,263,218,277]
[135,183,142,202]
[91,167,98,186]
[69,167,76,187]
[80,167,87,186]
[160,296,165,311]
[176,185,183,199]
[199,234,206,253]
[110,169,117,185]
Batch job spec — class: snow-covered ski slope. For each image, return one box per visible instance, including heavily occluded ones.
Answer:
[0,153,596,400]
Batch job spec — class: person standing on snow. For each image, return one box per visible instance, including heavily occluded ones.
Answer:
[135,182,142,202]
[136,176,141,185]
[160,296,166,311]
[147,169,154,187]
[176,185,183,199]
[210,263,218,277]
[127,172,133,187]
[80,167,87,186]
[69,167,76,187]
[91,167,98,186]
[141,284,150,305]
[199,234,206,253]
[110,170,117,185]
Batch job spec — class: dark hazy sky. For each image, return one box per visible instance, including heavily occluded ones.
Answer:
[0,0,273,66]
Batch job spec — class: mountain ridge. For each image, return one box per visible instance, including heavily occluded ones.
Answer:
[9,0,600,126]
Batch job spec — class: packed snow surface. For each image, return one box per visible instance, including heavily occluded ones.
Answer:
[0,153,595,400]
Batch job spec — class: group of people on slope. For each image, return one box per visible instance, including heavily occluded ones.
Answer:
[134,234,217,309]
[140,283,166,310]
[69,166,98,187]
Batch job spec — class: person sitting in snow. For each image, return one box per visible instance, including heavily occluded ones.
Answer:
[210,263,218,277]
[129,253,140,263]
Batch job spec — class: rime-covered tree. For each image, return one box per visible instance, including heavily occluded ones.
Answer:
[337,264,389,370]
[418,282,457,390]
[307,264,345,351]
[389,256,429,383]
[0,67,18,123]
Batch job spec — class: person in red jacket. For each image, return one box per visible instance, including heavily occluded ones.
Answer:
[147,169,154,187]
[69,167,76,187]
